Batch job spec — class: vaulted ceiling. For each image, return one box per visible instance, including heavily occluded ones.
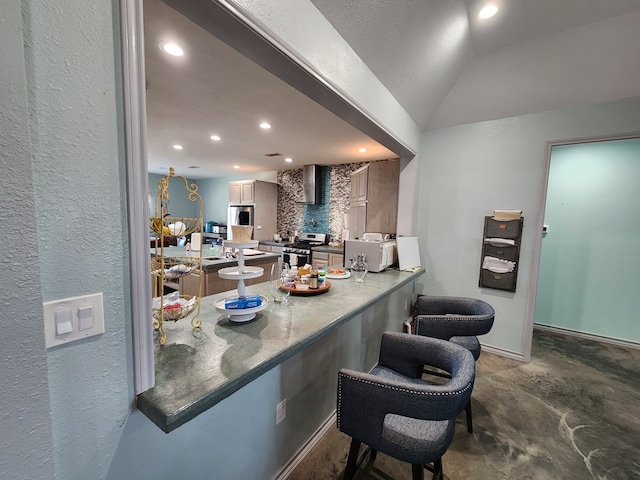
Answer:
[310,0,640,129]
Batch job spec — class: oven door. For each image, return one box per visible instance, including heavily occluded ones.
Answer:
[282,251,310,267]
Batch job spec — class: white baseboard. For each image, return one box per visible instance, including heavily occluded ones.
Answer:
[534,324,640,350]
[274,412,337,480]
[481,344,525,362]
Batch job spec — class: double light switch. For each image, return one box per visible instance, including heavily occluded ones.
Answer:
[44,293,104,348]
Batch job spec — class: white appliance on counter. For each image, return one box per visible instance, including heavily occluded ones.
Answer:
[344,236,397,273]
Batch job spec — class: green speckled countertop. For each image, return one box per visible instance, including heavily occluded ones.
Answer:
[136,267,424,432]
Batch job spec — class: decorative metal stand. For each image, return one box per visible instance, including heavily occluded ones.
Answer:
[150,167,203,345]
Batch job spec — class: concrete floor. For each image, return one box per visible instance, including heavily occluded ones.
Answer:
[286,329,640,479]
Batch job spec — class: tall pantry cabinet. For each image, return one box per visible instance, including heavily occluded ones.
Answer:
[349,160,400,238]
[228,180,277,241]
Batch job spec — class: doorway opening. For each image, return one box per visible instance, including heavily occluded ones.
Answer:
[532,135,640,349]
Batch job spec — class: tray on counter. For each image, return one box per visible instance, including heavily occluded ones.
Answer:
[279,280,331,296]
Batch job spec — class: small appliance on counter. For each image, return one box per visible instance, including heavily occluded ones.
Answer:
[203,222,227,243]
[344,235,397,273]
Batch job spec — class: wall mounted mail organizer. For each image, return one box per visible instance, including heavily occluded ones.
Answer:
[479,210,523,292]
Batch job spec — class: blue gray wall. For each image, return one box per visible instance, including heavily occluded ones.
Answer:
[418,98,640,359]
[1,1,55,477]
[148,172,200,219]
[535,138,640,342]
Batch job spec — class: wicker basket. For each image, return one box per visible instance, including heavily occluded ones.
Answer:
[152,295,197,322]
[231,225,253,242]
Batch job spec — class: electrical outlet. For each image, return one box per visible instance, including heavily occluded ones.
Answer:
[276,399,286,425]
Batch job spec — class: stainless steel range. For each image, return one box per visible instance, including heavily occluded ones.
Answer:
[282,232,327,267]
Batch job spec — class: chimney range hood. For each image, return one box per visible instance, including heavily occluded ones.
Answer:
[302,164,322,204]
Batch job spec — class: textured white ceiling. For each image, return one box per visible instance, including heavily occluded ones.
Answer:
[144,0,396,179]
[145,0,640,179]
[310,0,640,128]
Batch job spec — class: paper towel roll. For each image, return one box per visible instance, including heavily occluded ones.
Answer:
[343,213,350,230]
[191,233,202,251]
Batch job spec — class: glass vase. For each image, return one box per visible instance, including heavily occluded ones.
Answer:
[270,262,290,304]
[350,253,368,283]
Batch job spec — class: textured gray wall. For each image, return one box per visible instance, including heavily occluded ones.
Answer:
[1,2,55,478]
[20,0,131,478]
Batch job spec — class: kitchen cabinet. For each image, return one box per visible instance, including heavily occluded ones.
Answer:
[228,180,278,241]
[312,250,344,270]
[348,203,367,240]
[329,253,344,267]
[350,165,368,202]
[311,251,329,271]
[349,160,400,238]
[257,244,283,253]
[228,180,254,204]
[181,256,276,297]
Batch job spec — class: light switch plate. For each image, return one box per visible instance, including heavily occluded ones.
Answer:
[44,293,105,348]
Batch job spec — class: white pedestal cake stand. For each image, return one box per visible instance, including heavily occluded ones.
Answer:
[214,240,268,322]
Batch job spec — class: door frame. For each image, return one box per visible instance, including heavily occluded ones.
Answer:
[523,131,640,361]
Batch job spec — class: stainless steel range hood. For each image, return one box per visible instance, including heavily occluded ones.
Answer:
[302,164,322,204]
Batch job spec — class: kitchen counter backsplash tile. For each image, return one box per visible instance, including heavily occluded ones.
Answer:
[277,169,305,238]
[277,162,370,242]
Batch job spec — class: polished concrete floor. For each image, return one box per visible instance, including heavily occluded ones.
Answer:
[286,329,640,479]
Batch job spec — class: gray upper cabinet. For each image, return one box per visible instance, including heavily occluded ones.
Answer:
[350,165,368,203]
[349,160,400,237]
[229,180,255,204]
[228,180,277,241]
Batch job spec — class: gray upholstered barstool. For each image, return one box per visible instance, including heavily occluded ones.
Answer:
[337,332,476,480]
[410,295,495,433]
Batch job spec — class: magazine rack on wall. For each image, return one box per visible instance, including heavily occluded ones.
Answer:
[479,215,524,292]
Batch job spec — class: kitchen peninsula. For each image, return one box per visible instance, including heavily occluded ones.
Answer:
[137,267,424,434]
[152,245,281,296]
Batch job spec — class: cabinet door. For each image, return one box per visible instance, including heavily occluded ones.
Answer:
[312,259,328,270]
[350,166,368,202]
[180,271,202,297]
[357,168,368,201]
[365,160,399,234]
[241,181,254,203]
[229,183,242,204]
[349,203,367,240]
[329,253,344,268]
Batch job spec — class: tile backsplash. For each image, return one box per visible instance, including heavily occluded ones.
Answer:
[276,163,367,242]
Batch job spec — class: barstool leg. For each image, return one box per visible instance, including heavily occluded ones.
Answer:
[412,463,424,480]
[344,439,361,480]
[465,399,473,433]
[432,459,443,480]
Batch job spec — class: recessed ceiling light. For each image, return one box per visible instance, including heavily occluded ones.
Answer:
[233,165,240,169]
[478,4,498,19]
[173,144,183,150]
[259,122,271,129]
[210,135,221,141]
[285,157,293,163]
[159,42,185,57]
[358,147,367,153]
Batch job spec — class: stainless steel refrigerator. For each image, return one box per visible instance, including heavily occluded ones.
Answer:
[227,205,254,239]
